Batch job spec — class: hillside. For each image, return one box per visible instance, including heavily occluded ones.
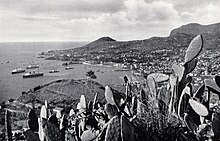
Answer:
[170,22,220,36]
[17,79,124,108]
[17,79,107,108]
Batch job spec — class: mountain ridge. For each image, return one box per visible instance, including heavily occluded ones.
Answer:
[170,22,220,36]
[43,22,220,64]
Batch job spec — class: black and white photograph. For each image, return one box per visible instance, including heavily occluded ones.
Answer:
[0,0,220,140]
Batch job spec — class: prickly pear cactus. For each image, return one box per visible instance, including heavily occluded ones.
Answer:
[177,86,191,118]
[147,76,157,100]
[193,84,205,99]
[39,105,47,141]
[60,115,68,141]
[131,96,137,116]
[105,86,116,105]
[87,100,93,114]
[28,109,39,132]
[184,59,198,74]
[105,116,121,141]
[42,118,62,141]
[23,129,40,141]
[188,99,208,117]
[215,75,220,88]
[212,113,220,140]
[5,110,12,141]
[121,115,135,141]
[105,103,118,118]
[48,114,59,128]
[204,79,220,96]
[172,63,185,82]
[92,93,98,111]
[168,74,178,114]
[184,35,203,64]
[80,95,87,110]
[147,73,169,83]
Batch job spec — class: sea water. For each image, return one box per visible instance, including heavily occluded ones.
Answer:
[0,42,131,103]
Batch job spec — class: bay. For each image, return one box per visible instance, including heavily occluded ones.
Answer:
[0,42,131,103]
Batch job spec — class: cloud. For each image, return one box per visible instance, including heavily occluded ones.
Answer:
[0,0,125,19]
[179,2,220,25]
[0,0,219,41]
[125,0,179,23]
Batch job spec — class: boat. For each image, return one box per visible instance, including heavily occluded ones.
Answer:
[26,64,39,69]
[23,71,44,78]
[113,68,130,72]
[65,67,74,70]
[49,69,59,73]
[62,62,69,66]
[86,70,97,79]
[11,68,25,74]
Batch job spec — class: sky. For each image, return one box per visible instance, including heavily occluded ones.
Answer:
[0,0,220,42]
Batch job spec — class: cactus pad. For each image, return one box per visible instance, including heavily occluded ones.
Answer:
[28,109,39,132]
[193,84,205,99]
[212,113,220,139]
[40,105,47,119]
[105,116,121,141]
[214,75,220,88]
[28,109,38,120]
[188,99,208,116]
[80,95,87,109]
[23,129,40,141]
[105,86,116,105]
[147,76,157,97]
[172,63,185,82]
[5,110,12,141]
[204,79,220,95]
[184,59,197,74]
[42,118,62,141]
[148,73,169,83]
[48,114,59,128]
[178,86,191,117]
[121,115,135,141]
[184,35,203,64]
[93,93,98,110]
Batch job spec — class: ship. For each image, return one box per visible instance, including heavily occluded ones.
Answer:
[49,69,59,73]
[113,68,130,72]
[11,68,25,74]
[26,64,39,69]
[23,71,44,78]
[65,67,74,70]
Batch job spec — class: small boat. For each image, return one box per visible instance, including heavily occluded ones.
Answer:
[113,68,130,72]
[23,71,44,78]
[86,70,97,79]
[49,69,59,73]
[12,68,25,74]
[62,62,69,66]
[65,67,74,70]
[26,65,39,69]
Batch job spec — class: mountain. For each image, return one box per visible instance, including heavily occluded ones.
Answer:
[170,22,220,36]
[93,36,116,42]
[43,22,220,64]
